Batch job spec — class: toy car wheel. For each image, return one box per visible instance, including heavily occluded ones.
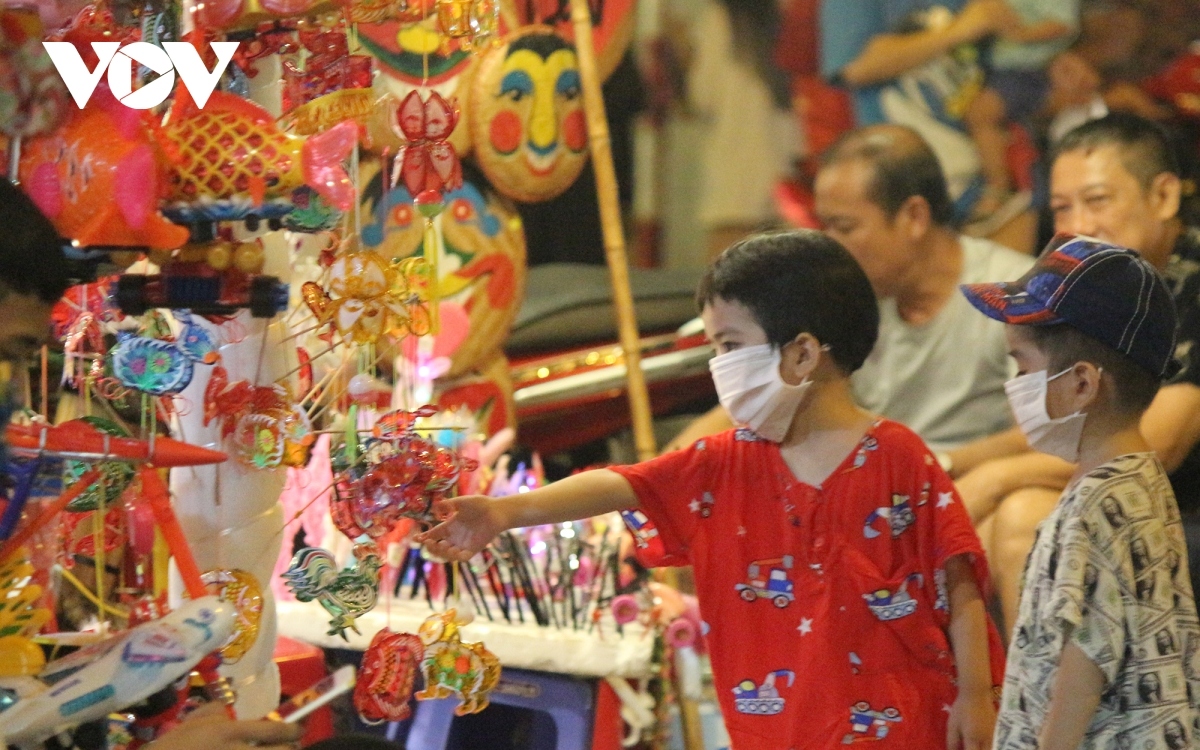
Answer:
[883,707,899,718]
[739,588,756,603]
[115,274,150,316]
[773,595,790,608]
[853,701,870,711]
[245,214,261,232]
[249,275,284,318]
[268,217,283,231]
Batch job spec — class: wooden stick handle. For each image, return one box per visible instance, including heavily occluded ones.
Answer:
[568,0,658,462]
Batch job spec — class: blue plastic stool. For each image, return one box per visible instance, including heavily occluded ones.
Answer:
[403,667,596,750]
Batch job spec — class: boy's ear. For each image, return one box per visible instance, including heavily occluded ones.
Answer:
[781,333,824,384]
[1067,361,1104,411]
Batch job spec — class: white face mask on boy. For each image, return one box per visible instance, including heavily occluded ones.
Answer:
[1003,366,1094,463]
[708,343,813,442]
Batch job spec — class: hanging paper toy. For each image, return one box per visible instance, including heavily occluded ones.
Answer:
[61,417,137,513]
[201,569,264,664]
[62,504,125,558]
[283,544,384,639]
[0,549,51,677]
[15,85,189,250]
[415,608,500,715]
[354,629,424,723]
[112,334,197,396]
[435,0,499,48]
[334,405,479,538]
[194,0,332,32]
[469,27,588,203]
[111,312,219,397]
[301,253,435,344]
[0,7,69,139]
[391,90,463,200]
[157,90,358,226]
[281,28,373,113]
[203,365,312,468]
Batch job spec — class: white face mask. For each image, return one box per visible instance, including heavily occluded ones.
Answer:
[708,343,813,442]
[1004,367,1091,463]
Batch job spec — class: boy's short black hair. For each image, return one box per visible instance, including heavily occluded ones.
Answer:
[0,179,74,303]
[696,230,880,374]
[1028,324,1160,416]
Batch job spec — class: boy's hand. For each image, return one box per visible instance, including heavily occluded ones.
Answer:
[946,689,996,750]
[416,495,507,561]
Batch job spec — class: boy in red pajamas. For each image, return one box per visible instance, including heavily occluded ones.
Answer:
[419,231,1006,749]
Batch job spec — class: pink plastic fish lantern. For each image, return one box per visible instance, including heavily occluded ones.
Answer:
[17,86,189,250]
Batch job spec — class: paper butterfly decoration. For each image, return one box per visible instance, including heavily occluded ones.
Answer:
[301,254,434,344]
[391,91,463,199]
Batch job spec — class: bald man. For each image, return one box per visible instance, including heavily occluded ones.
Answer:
[668,124,1033,455]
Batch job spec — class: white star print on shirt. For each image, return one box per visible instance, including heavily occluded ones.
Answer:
[797,618,813,635]
[688,498,701,513]
[736,526,747,536]
[937,492,954,509]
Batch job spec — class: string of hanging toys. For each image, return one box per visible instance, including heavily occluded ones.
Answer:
[0,0,677,743]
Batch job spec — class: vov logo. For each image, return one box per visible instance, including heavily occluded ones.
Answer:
[43,41,239,110]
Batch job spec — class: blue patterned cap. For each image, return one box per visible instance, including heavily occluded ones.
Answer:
[961,235,1180,379]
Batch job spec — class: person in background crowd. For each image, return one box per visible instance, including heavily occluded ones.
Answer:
[690,0,801,259]
[963,0,1079,225]
[667,125,1033,460]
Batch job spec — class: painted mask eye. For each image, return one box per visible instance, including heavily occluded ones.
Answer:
[556,69,581,99]
[499,70,533,102]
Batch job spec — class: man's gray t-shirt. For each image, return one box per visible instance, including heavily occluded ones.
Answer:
[852,236,1035,452]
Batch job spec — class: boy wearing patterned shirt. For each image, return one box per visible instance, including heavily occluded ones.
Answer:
[962,235,1200,749]
[420,231,1006,749]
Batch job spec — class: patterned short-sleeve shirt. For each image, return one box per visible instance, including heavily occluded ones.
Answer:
[612,420,1006,750]
[994,454,1200,750]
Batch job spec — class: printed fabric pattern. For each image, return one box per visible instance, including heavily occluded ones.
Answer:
[994,454,1200,750]
[612,420,1006,749]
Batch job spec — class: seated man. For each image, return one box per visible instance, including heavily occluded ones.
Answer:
[668,124,1033,458]
[949,113,1200,633]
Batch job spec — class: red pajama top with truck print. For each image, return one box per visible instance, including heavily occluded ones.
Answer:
[612,420,1006,750]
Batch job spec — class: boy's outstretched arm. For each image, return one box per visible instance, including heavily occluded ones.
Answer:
[945,555,996,750]
[417,469,639,561]
[1038,642,1104,750]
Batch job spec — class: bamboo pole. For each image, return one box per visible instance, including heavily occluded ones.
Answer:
[568,9,704,750]
[568,0,658,463]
